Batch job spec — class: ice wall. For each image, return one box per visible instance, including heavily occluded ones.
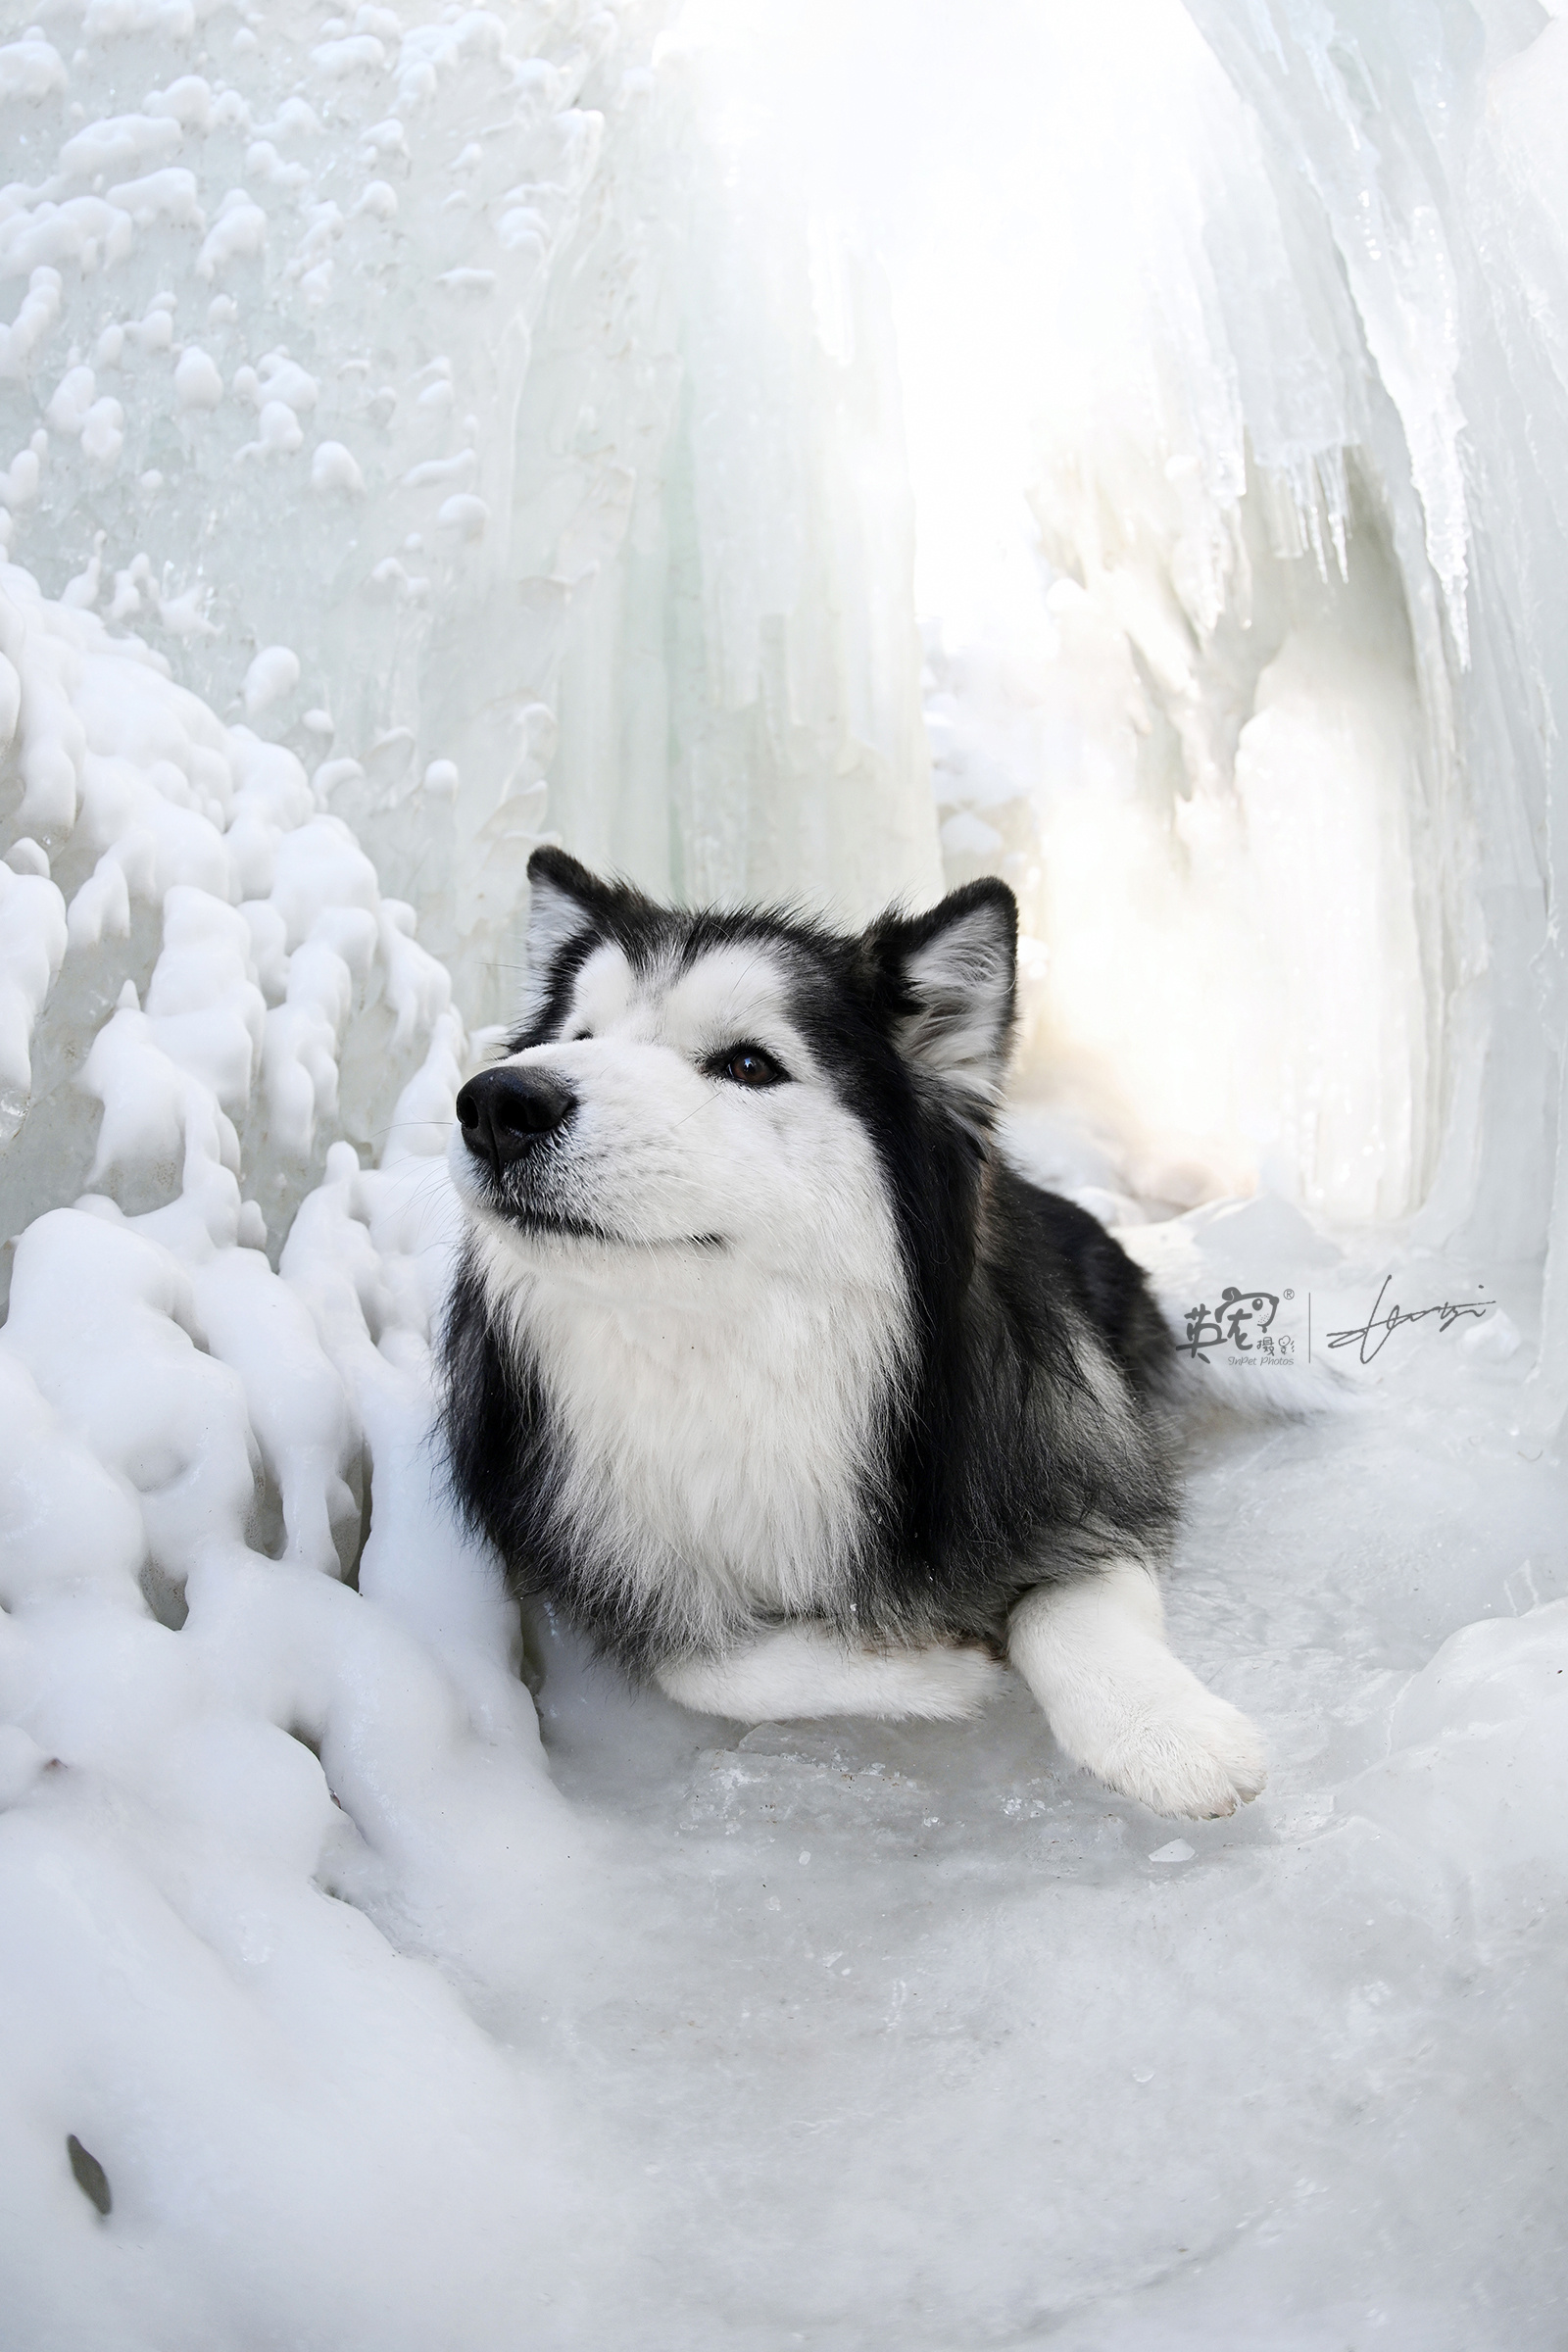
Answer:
[897,0,1523,1238]
[0,0,938,1012]
[531,41,939,914]
[0,0,948,1252]
[17,0,1568,1295]
[679,0,1568,1306]
[1171,0,1568,1395]
[1006,0,1568,1302]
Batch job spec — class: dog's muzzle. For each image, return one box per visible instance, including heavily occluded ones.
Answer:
[456,1066,577,1178]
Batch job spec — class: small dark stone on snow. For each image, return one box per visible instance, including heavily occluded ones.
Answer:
[67,2134,112,2217]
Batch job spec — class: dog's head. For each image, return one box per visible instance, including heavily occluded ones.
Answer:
[449,847,1017,1286]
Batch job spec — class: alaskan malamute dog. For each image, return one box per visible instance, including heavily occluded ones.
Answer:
[441,848,1266,1820]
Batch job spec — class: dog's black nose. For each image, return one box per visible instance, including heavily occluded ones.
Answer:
[456,1066,577,1175]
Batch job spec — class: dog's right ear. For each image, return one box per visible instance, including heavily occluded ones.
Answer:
[516,847,613,1032]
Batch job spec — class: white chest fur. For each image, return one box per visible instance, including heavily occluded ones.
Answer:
[459,929,916,1649]
[478,1231,909,1645]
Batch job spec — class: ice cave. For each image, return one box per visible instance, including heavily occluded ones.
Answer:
[1,0,1566,2343]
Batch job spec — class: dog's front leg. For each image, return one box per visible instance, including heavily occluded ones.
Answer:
[1008,1560,1267,1820]
[656,1623,1005,1724]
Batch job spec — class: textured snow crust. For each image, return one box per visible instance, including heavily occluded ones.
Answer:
[2,0,1568,2347]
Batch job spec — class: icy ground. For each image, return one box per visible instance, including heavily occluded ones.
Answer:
[541,1407,1568,2352]
[4,1123,1565,2349]
[4,0,1568,2342]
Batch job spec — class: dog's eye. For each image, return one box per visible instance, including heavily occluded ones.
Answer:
[570,1031,592,1043]
[710,1043,787,1088]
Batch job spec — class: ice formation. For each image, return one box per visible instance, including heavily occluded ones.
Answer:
[2,0,1567,2345]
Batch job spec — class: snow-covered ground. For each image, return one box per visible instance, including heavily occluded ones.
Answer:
[8,1176,1567,2348]
[3,0,1568,2344]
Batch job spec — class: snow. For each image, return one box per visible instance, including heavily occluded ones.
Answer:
[2,0,1567,2345]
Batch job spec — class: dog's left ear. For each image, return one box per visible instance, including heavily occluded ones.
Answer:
[865,879,1018,1126]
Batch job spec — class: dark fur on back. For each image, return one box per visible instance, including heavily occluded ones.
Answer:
[441,854,1179,1672]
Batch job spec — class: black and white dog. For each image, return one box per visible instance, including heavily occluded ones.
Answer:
[440,848,1266,1820]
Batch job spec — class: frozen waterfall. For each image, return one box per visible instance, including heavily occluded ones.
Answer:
[2,1,1566,2346]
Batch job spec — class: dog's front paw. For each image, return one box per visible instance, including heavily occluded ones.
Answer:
[1086,1680,1268,1820]
[1009,1566,1268,1820]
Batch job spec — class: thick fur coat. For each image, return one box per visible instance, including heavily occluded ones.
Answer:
[440,848,1266,1820]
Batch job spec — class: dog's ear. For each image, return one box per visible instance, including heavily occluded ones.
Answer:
[865,879,1018,1127]
[516,847,614,1031]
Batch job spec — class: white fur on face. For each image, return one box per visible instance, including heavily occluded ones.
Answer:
[450,939,911,1642]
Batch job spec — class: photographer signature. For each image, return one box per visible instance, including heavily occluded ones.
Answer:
[1326,1276,1494,1365]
